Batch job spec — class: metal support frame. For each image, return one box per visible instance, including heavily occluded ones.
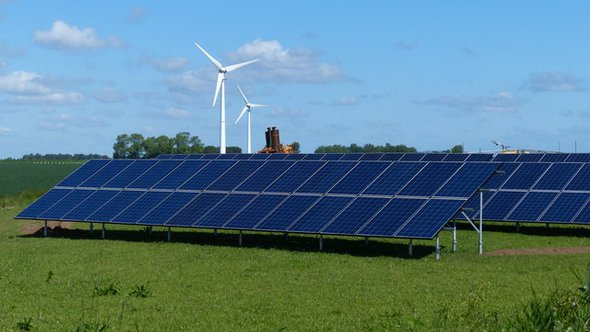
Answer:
[239,231,243,246]
[214,228,218,237]
[516,222,520,232]
[167,227,171,242]
[408,239,413,257]
[452,221,457,253]
[147,226,152,236]
[435,236,440,260]
[43,220,48,237]
[460,190,484,255]
[364,237,369,248]
[101,223,105,239]
[319,235,324,251]
[89,222,94,234]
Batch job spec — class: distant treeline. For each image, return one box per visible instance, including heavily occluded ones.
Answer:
[18,153,109,161]
[113,132,242,159]
[314,143,464,154]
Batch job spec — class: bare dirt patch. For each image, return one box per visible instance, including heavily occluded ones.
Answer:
[21,221,74,236]
[486,247,590,256]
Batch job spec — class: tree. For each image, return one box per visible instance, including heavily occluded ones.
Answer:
[113,134,131,159]
[450,144,464,153]
[291,141,301,153]
[128,133,145,159]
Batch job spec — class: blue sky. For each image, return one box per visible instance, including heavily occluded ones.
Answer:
[0,1,589,157]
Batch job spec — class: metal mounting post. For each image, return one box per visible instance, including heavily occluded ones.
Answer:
[167,227,171,242]
[89,222,94,235]
[214,228,218,237]
[101,223,105,239]
[147,226,152,236]
[452,221,457,253]
[364,237,369,248]
[319,235,324,251]
[516,222,520,232]
[479,190,483,256]
[435,236,440,260]
[43,220,48,237]
[239,231,243,246]
[408,239,413,257]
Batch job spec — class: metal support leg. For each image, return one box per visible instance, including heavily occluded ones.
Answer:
[452,221,457,253]
[408,239,413,257]
[214,228,218,237]
[516,222,520,232]
[43,220,48,237]
[147,226,152,236]
[364,237,369,248]
[167,227,171,242]
[319,235,323,251]
[479,191,483,256]
[435,236,440,260]
[546,223,550,228]
[284,232,288,241]
[239,231,243,246]
[89,222,94,235]
[101,223,105,239]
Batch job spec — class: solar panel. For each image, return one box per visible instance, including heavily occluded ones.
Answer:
[236,161,294,192]
[255,195,320,231]
[79,160,134,188]
[395,199,465,239]
[139,192,197,225]
[506,192,557,222]
[360,153,384,160]
[179,160,236,190]
[284,154,306,160]
[249,154,271,160]
[111,191,171,223]
[566,154,590,162]
[223,194,287,230]
[86,191,145,222]
[379,153,403,161]
[357,198,425,236]
[573,200,590,224]
[398,162,461,197]
[516,154,544,162]
[170,154,189,159]
[266,161,325,193]
[287,196,353,233]
[466,154,494,162]
[38,189,95,220]
[443,154,469,162]
[186,154,204,159]
[481,163,520,189]
[340,153,364,161]
[302,154,325,160]
[422,153,447,161]
[194,194,256,228]
[166,193,226,226]
[156,154,174,159]
[296,161,355,193]
[455,190,493,220]
[540,193,590,223]
[565,164,590,191]
[435,163,499,198]
[127,160,182,189]
[492,154,519,162]
[152,160,209,190]
[533,163,581,191]
[322,153,344,160]
[400,153,425,161]
[321,197,389,235]
[202,154,220,159]
[206,161,264,191]
[502,163,549,190]
[540,154,569,162]
[329,162,389,194]
[57,160,109,187]
[268,153,289,160]
[233,154,253,159]
[363,162,424,196]
[17,188,73,219]
[480,191,526,221]
[62,190,119,221]
[102,160,157,188]
[216,153,238,160]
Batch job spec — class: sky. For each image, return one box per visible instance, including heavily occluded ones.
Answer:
[0,1,589,158]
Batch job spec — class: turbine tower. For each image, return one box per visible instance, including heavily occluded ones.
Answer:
[194,43,259,153]
[235,85,268,153]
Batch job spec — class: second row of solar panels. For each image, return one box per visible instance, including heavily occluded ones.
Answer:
[156,153,495,162]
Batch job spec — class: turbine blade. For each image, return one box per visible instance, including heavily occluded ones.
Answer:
[224,59,259,73]
[237,85,249,104]
[235,106,248,124]
[213,73,223,106]
[249,103,268,108]
[194,42,223,69]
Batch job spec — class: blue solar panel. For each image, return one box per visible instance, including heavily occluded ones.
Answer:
[284,154,306,160]
[516,154,544,162]
[481,163,520,189]
[502,163,549,190]
[481,191,526,221]
[268,153,289,160]
[302,154,324,160]
[224,194,287,230]
[288,196,353,233]
[455,190,493,220]
[573,200,590,224]
[296,161,355,193]
[62,190,118,221]
[357,198,425,236]
[235,161,294,192]
[566,154,590,162]
[170,154,189,159]
[540,154,569,162]
[395,199,465,239]
[329,162,389,194]
[398,162,461,197]
[216,153,238,160]
[86,191,144,222]
[400,153,425,161]
[156,154,174,159]
[152,160,209,190]
[340,153,364,161]
[139,192,198,225]
[443,154,469,161]
[466,154,494,162]
[186,154,204,159]
[266,161,325,193]
[207,161,264,191]
[422,153,447,161]
[322,154,344,160]
[255,195,320,231]
[111,191,171,223]
[435,163,499,198]
[127,160,182,189]
[180,160,236,190]
[79,160,134,188]
[565,164,590,191]
[233,154,253,159]
[541,193,590,223]
[17,189,73,219]
[360,153,384,160]
[322,197,389,235]
[38,189,95,220]
[194,194,256,228]
[363,162,424,196]
[102,160,157,188]
[166,193,226,226]
[249,154,271,160]
[506,192,557,221]
[57,160,109,187]
[493,154,519,162]
[533,163,581,190]
[202,154,220,159]
[379,153,403,161]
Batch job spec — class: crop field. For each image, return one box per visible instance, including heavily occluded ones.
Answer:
[1,164,590,330]
[0,161,81,196]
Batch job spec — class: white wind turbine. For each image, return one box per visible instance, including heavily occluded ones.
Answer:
[235,85,268,153]
[194,42,259,153]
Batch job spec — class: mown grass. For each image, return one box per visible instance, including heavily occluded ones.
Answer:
[2,193,590,330]
[0,161,80,196]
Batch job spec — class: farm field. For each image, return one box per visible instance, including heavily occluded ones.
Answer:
[0,161,81,196]
[1,163,590,330]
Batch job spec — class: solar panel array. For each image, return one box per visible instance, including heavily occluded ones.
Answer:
[156,153,495,162]
[17,158,500,240]
[459,161,590,224]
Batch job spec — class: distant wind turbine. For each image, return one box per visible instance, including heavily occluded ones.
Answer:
[235,85,268,153]
[194,42,259,153]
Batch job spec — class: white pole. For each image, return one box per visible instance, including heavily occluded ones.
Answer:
[220,78,226,154]
[101,223,105,239]
[479,191,483,255]
[452,221,457,253]
[435,236,440,260]
[44,220,48,237]
[247,110,252,153]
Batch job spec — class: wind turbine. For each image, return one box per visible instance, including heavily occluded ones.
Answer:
[194,43,259,153]
[235,85,268,153]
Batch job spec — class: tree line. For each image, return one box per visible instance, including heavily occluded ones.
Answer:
[314,143,465,154]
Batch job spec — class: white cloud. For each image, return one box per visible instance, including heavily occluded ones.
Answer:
[138,55,191,72]
[418,92,525,113]
[166,68,211,93]
[0,70,85,105]
[0,127,11,134]
[164,107,190,119]
[34,20,125,50]
[523,72,586,92]
[226,39,343,83]
[127,6,148,23]
[11,92,84,105]
[94,87,127,103]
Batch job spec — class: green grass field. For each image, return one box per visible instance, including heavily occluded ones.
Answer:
[1,164,590,330]
[0,161,81,196]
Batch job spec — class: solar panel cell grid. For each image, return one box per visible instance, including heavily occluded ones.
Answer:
[302,154,324,160]
[166,193,226,226]
[340,153,364,161]
[466,154,494,162]
[224,194,287,230]
[86,191,145,222]
[236,161,294,192]
[152,160,209,190]
[502,163,549,190]
[566,154,590,162]
[127,160,182,189]
[481,163,520,189]
[357,198,425,236]
[287,196,353,233]
[400,153,425,161]
[17,188,73,219]
[363,162,424,196]
[179,160,236,191]
[506,192,557,222]
[395,199,465,239]
[266,161,325,193]
[139,192,198,225]
[435,163,499,198]
[111,191,171,223]
[194,194,256,228]
[79,160,134,188]
[206,161,264,191]
[321,154,344,160]
[541,193,590,223]
[38,189,95,220]
[398,162,461,197]
[443,154,469,161]
[360,153,384,160]
[492,154,519,162]
[57,160,110,187]
[379,153,404,161]
[565,164,590,191]
[329,162,390,194]
[62,190,118,221]
[533,163,581,191]
[102,160,157,189]
[481,191,526,221]
[516,154,544,162]
[421,154,447,161]
[295,161,355,193]
[255,195,320,231]
[322,197,389,235]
